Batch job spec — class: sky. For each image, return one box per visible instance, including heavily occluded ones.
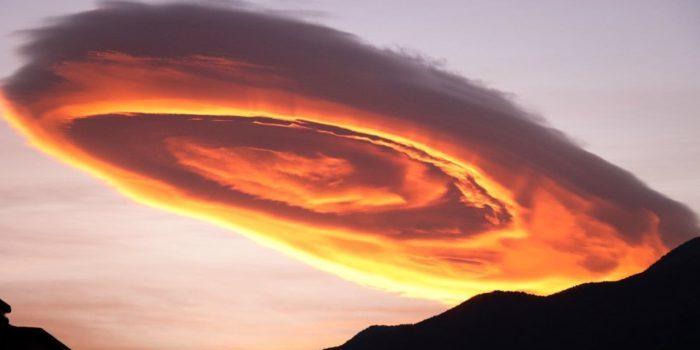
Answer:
[0,1,698,349]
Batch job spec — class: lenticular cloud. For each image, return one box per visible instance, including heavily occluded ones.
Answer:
[1,2,697,302]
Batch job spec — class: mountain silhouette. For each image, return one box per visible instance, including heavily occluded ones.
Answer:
[0,298,70,349]
[329,237,700,350]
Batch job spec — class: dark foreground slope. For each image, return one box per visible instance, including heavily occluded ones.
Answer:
[0,298,70,349]
[329,237,700,350]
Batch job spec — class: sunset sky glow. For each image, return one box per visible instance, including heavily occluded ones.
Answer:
[1,1,698,349]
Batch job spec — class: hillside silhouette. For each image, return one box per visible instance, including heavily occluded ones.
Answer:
[0,298,70,349]
[329,237,700,350]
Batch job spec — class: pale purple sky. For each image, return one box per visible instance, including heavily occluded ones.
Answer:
[0,1,698,349]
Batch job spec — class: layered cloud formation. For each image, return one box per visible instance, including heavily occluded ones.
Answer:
[1,2,697,302]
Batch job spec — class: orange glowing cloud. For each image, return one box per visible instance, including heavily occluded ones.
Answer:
[1,2,697,302]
